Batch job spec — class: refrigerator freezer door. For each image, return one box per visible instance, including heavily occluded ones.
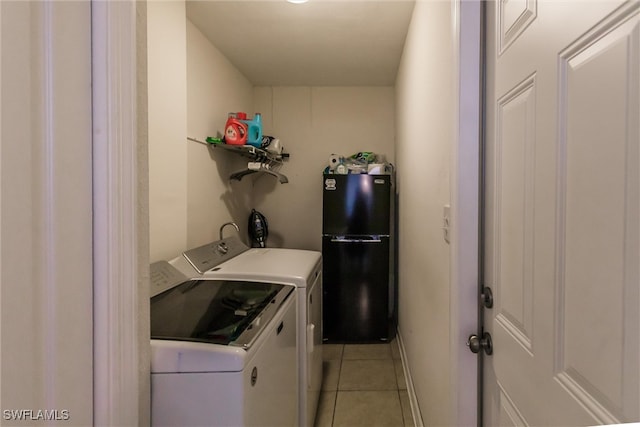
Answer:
[322,236,391,342]
[322,174,391,236]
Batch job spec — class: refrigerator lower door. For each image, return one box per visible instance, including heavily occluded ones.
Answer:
[322,235,391,342]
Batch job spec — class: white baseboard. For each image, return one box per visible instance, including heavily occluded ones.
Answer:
[396,329,424,427]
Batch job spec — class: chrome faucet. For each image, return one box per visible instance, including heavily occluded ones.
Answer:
[219,222,239,240]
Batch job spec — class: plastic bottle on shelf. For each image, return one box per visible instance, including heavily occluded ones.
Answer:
[224,112,248,145]
[241,113,263,148]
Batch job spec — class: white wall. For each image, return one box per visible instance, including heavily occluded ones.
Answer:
[395,1,454,425]
[148,2,255,261]
[147,1,188,262]
[186,20,254,248]
[253,86,395,250]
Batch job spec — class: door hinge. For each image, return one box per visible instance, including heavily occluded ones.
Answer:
[481,286,493,309]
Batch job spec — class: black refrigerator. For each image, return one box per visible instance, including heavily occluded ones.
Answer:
[322,173,397,343]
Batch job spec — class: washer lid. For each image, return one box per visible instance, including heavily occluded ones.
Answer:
[151,278,292,348]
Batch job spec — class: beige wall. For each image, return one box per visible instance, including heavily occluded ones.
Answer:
[147,0,188,262]
[186,20,254,249]
[253,86,395,251]
[148,2,255,261]
[395,1,454,425]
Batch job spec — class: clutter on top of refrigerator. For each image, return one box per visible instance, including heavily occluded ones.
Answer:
[324,152,392,175]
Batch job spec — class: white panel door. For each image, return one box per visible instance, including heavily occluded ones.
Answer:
[1,0,93,423]
[484,0,639,425]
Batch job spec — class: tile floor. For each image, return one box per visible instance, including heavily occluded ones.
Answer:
[314,340,414,427]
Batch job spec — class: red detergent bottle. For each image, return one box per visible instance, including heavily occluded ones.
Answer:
[224,112,248,145]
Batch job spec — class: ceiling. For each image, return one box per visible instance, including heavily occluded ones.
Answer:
[185,0,415,86]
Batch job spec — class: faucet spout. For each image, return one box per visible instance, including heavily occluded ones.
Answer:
[219,222,240,240]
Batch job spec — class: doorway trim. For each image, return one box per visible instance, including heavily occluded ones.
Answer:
[450,0,482,426]
[92,1,149,425]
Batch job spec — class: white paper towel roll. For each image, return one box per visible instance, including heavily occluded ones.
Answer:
[328,154,342,171]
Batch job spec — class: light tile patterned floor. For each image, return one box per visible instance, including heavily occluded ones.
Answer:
[314,340,414,427]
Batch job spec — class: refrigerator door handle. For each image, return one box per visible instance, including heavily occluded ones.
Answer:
[330,237,383,243]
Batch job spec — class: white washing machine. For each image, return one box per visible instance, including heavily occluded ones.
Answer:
[170,236,323,427]
[150,261,298,427]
